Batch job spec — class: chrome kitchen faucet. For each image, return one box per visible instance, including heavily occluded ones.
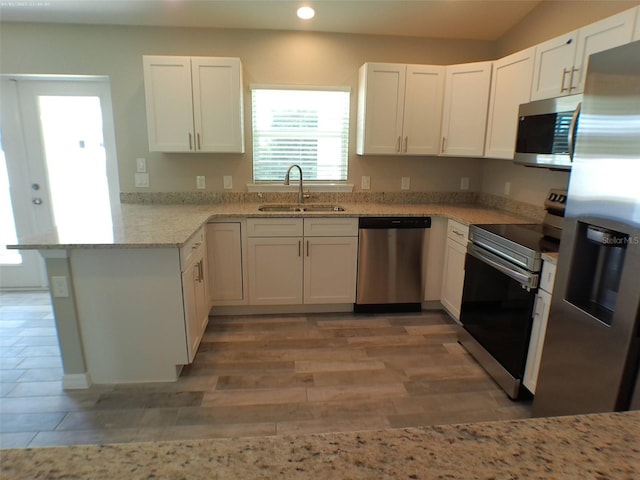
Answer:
[284,164,305,204]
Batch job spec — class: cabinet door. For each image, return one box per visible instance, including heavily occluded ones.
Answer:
[572,9,636,93]
[182,258,205,362]
[484,47,535,160]
[191,57,245,153]
[304,237,358,304]
[530,32,577,101]
[207,222,245,304]
[440,62,492,157]
[356,63,406,155]
[523,289,552,393]
[247,237,303,305]
[634,6,640,41]
[143,56,194,152]
[440,238,467,322]
[402,65,445,155]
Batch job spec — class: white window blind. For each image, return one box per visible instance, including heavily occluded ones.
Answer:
[251,87,350,181]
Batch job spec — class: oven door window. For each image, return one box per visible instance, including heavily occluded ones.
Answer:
[460,253,536,378]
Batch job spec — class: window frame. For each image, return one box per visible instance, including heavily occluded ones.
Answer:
[250,84,351,184]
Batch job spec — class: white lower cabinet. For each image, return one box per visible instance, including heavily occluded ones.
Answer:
[207,221,246,305]
[440,220,469,322]
[181,227,210,363]
[523,260,557,393]
[248,236,303,305]
[246,218,358,306]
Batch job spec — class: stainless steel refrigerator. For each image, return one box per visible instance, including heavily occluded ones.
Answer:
[532,40,640,417]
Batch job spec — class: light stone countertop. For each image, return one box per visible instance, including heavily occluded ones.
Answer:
[11,202,535,250]
[542,252,560,265]
[2,411,638,479]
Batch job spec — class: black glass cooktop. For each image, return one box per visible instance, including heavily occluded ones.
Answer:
[474,223,560,253]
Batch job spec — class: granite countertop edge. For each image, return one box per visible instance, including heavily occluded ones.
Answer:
[1,411,638,479]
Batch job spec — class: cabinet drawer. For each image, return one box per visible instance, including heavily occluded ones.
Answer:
[447,220,469,246]
[540,261,557,293]
[304,218,358,237]
[180,227,205,270]
[246,218,303,237]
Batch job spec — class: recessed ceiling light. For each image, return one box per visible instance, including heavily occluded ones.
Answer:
[297,6,315,20]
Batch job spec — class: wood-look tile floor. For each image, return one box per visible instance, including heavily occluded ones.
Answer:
[0,291,532,448]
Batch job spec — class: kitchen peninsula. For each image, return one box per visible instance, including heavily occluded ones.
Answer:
[11,197,536,388]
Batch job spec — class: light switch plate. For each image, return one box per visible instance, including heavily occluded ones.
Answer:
[134,173,149,188]
[51,276,69,298]
[361,176,370,190]
[504,181,511,196]
[223,176,232,189]
[401,177,410,190]
[196,176,206,189]
[135,157,146,173]
[460,177,469,190]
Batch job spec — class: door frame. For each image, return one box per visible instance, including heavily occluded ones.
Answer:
[0,75,121,289]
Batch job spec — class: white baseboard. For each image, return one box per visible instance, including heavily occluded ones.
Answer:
[63,373,91,389]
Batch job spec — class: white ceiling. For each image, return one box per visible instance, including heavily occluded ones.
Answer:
[0,0,544,41]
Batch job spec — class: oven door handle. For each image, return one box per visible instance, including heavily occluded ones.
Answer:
[467,243,538,289]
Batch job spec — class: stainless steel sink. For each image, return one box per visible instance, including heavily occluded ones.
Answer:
[302,205,345,212]
[257,204,303,212]
[257,204,345,213]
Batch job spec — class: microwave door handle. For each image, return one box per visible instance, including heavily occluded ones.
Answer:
[568,102,581,162]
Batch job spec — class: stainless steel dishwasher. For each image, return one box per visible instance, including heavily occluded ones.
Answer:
[355,217,431,313]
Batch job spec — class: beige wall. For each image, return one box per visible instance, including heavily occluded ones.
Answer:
[0,23,491,194]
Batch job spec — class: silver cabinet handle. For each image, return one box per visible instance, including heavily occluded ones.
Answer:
[306,240,309,257]
[561,68,570,93]
[403,136,408,152]
[441,136,446,153]
[452,229,464,236]
[298,240,301,257]
[197,133,201,150]
[569,67,579,91]
[396,136,401,153]
[188,133,193,150]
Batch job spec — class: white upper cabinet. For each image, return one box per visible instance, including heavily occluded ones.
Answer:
[573,8,637,92]
[356,63,444,155]
[402,65,445,155]
[143,55,244,153]
[531,8,636,100]
[484,47,535,160]
[440,61,492,157]
[634,6,640,41]
[530,32,577,101]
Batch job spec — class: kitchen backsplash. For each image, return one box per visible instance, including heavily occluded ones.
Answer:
[120,191,545,221]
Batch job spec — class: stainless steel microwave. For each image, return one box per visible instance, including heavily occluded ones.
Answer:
[514,94,582,170]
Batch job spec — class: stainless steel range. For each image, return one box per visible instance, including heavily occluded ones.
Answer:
[457,190,566,399]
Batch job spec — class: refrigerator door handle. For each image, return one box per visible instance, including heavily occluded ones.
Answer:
[568,102,582,162]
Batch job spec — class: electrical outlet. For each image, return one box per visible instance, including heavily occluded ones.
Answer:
[361,176,370,190]
[134,173,149,188]
[51,276,69,298]
[196,176,206,189]
[223,176,232,189]
[401,177,410,190]
[460,177,469,190]
[504,181,511,196]
[135,157,146,173]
